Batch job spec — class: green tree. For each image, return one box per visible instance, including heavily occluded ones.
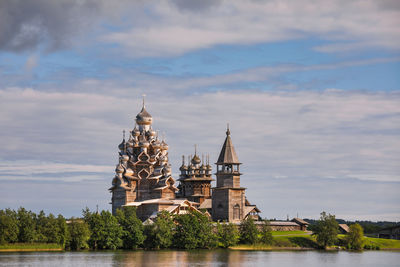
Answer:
[55,214,68,246]
[259,220,273,245]
[312,211,339,249]
[115,207,145,249]
[144,211,175,249]
[35,210,48,242]
[98,210,123,249]
[239,217,259,244]
[83,208,103,249]
[0,209,19,244]
[41,213,68,245]
[346,223,364,250]
[217,222,240,248]
[17,207,37,243]
[66,218,90,250]
[174,211,217,249]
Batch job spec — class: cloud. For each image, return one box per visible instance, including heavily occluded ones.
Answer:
[101,0,400,57]
[0,85,399,219]
[1,0,399,56]
[0,0,105,52]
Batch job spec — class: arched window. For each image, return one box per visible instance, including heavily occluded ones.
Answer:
[233,204,240,220]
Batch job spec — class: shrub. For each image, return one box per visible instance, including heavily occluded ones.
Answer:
[239,217,259,244]
[116,207,144,249]
[217,222,240,248]
[66,218,90,250]
[174,211,217,249]
[312,211,338,249]
[259,221,273,245]
[143,211,175,249]
[346,223,364,250]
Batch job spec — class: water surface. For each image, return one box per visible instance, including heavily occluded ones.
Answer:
[0,250,399,267]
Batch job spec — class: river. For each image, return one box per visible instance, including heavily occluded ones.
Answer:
[0,250,399,266]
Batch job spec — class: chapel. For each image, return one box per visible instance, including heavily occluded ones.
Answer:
[109,101,260,222]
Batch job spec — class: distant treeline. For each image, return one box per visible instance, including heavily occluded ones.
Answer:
[0,207,273,250]
[304,218,400,234]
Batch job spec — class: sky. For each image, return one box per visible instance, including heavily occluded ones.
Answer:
[0,0,399,221]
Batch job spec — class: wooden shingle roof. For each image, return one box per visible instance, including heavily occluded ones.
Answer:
[217,128,240,164]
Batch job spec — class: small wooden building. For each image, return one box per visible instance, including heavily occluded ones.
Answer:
[338,224,350,234]
[291,218,309,231]
[378,225,400,240]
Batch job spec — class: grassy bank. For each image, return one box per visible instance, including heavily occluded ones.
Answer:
[363,237,400,249]
[0,243,63,252]
[231,231,400,251]
[230,231,318,250]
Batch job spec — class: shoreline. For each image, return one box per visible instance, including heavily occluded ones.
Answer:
[0,248,64,252]
[2,247,399,253]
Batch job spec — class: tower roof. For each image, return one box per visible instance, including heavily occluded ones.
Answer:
[136,96,153,125]
[216,126,240,164]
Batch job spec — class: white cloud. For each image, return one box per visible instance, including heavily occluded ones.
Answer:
[2,0,398,56]
[1,85,399,219]
[1,87,399,182]
[100,0,400,57]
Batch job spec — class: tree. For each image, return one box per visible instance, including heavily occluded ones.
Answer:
[174,210,217,249]
[35,210,48,242]
[239,217,259,244]
[0,209,19,244]
[83,208,104,249]
[312,211,339,249]
[55,214,68,246]
[346,223,364,250]
[66,218,90,250]
[115,207,145,249]
[144,211,175,249]
[84,208,123,250]
[217,222,240,248]
[259,220,273,245]
[17,207,37,243]
[98,210,123,249]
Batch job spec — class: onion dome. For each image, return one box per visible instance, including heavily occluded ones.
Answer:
[139,139,150,148]
[149,127,156,137]
[121,154,129,162]
[152,139,161,149]
[125,168,134,176]
[161,140,169,150]
[187,163,194,172]
[118,139,126,151]
[180,164,188,172]
[136,102,153,125]
[191,154,201,165]
[133,127,140,136]
[127,133,134,147]
[115,163,124,174]
[159,154,167,163]
[179,155,187,171]
[127,140,134,148]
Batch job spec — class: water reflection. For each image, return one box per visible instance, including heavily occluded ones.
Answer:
[112,250,237,267]
[0,250,399,267]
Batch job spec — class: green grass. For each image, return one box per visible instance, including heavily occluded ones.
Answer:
[363,237,400,249]
[272,231,309,236]
[273,235,318,248]
[0,243,63,251]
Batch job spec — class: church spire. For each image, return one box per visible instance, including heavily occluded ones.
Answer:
[217,124,240,164]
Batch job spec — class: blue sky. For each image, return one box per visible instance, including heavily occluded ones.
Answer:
[0,0,399,221]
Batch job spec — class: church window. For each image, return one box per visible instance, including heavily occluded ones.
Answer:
[233,204,240,220]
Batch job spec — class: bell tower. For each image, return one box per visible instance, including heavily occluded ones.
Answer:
[212,126,246,222]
